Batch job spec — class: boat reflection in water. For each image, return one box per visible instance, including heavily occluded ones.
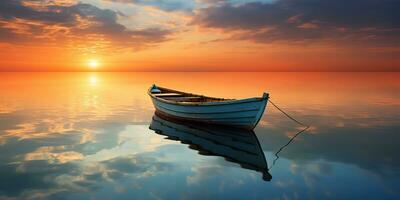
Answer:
[149,112,272,181]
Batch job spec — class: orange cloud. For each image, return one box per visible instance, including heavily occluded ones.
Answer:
[0,0,399,71]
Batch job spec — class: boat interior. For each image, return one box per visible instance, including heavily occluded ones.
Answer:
[150,85,230,103]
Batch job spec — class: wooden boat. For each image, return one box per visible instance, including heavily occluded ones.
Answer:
[149,112,272,181]
[148,85,269,130]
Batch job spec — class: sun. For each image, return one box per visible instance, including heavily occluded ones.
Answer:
[88,59,99,69]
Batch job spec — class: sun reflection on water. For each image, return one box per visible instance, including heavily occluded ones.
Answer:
[89,74,99,86]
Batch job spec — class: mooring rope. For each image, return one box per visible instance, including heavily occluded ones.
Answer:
[268,99,309,127]
[267,99,310,170]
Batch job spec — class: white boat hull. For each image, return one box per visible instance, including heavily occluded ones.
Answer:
[149,93,268,129]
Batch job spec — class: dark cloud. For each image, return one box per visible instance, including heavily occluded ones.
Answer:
[0,0,171,48]
[0,0,79,25]
[106,0,194,12]
[193,0,400,44]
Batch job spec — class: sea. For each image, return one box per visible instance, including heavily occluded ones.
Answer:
[0,72,399,200]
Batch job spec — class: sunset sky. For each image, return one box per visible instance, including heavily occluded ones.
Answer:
[0,0,399,71]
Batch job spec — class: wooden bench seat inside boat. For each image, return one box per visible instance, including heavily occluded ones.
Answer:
[152,87,229,103]
[162,96,205,102]
[154,93,183,97]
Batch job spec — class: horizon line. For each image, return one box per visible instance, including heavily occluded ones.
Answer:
[0,70,399,72]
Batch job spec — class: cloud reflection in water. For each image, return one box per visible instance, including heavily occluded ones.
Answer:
[0,72,399,199]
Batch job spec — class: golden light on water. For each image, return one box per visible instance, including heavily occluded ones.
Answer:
[89,74,98,86]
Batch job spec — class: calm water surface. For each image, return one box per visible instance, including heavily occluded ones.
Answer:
[0,72,399,200]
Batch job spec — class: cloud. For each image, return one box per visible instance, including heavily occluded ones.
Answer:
[0,106,173,198]
[105,0,196,12]
[187,165,224,185]
[192,0,400,44]
[0,0,172,49]
[0,154,172,198]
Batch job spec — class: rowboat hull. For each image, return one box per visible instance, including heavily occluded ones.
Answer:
[148,86,268,130]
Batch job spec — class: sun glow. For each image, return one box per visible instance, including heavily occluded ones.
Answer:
[88,59,99,69]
